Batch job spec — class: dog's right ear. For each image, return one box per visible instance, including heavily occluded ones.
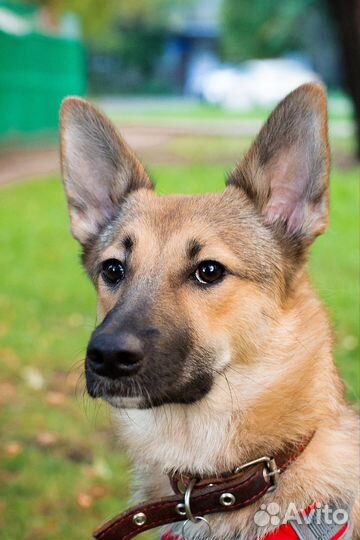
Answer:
[60,98,153,245]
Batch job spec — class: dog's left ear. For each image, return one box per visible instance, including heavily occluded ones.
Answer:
[227,83,330,246]
[60,97,153,246]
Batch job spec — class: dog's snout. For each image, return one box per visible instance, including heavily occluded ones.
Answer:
[87,332,143,378]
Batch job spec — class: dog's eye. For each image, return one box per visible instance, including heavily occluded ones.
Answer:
[101,259,125,285]
[194,261,225,285]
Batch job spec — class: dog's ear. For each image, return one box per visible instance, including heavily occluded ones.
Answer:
[60,98,153,245]
[227,83,330,246]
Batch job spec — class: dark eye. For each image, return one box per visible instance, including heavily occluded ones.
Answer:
[194,261,225,285]
[101,259,125,285]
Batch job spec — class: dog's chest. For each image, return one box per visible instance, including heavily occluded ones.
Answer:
[116,406,233,474]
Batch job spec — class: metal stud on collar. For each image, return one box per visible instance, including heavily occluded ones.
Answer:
[132,512,147,526]
[219,492,236,506]
[176,503,186,516]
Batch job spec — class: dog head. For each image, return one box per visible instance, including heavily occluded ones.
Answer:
[60,84,330,410]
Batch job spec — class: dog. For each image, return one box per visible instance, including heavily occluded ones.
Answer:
[60,84,359,540]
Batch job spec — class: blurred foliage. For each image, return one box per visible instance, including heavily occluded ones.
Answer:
[26,0,192,42]
[220,0,329,60]
[52,0,120,43]
[113,26,165,76]
[19,0,192,92]
[220,0,359,160]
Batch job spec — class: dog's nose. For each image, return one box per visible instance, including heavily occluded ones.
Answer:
[87,332,143,378]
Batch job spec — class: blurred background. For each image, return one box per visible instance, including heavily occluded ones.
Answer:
[0,1,359,539]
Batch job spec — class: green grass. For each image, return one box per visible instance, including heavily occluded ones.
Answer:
[103,93,354,124]
[310,170,360,396]
[0,163,359,540]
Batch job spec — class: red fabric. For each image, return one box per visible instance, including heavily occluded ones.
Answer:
[332,524,349,540]
[161,510,349,540]
[263,523,299,539]
[161,523,298,540]
[161,533,182,540]
[263,522,348,539]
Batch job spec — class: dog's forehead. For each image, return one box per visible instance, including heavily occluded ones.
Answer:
[112,188,255,241]
[128,190,224,224]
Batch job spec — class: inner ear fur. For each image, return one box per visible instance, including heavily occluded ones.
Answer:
[227,83,330,247]
[60,97,153,246]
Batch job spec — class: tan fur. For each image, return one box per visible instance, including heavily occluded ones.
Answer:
[60,84,360,540]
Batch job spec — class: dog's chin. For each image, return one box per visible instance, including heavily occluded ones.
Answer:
[87,382,156,410]
[86,373,146,408]
[86,369,214,409]
[103,394,146,409]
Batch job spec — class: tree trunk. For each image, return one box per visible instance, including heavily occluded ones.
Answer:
[327,0,360,160]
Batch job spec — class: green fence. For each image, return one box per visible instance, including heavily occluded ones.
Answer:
[0,27,86,142]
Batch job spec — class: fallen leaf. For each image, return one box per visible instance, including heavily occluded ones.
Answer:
[83,465,98,479]
[6,442,23,458]
[77,492,94,509]
[1,348,20,368]
[66,370,82,390]
[0,381,16,404]
[36,432,58,447]
[22,367,44,390]
[90,485,107,499]
[45,391,65,406]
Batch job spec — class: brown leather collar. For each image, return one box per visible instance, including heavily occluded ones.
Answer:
[93,434,313,540]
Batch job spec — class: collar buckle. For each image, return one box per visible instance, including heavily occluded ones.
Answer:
[234,456,281,490]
